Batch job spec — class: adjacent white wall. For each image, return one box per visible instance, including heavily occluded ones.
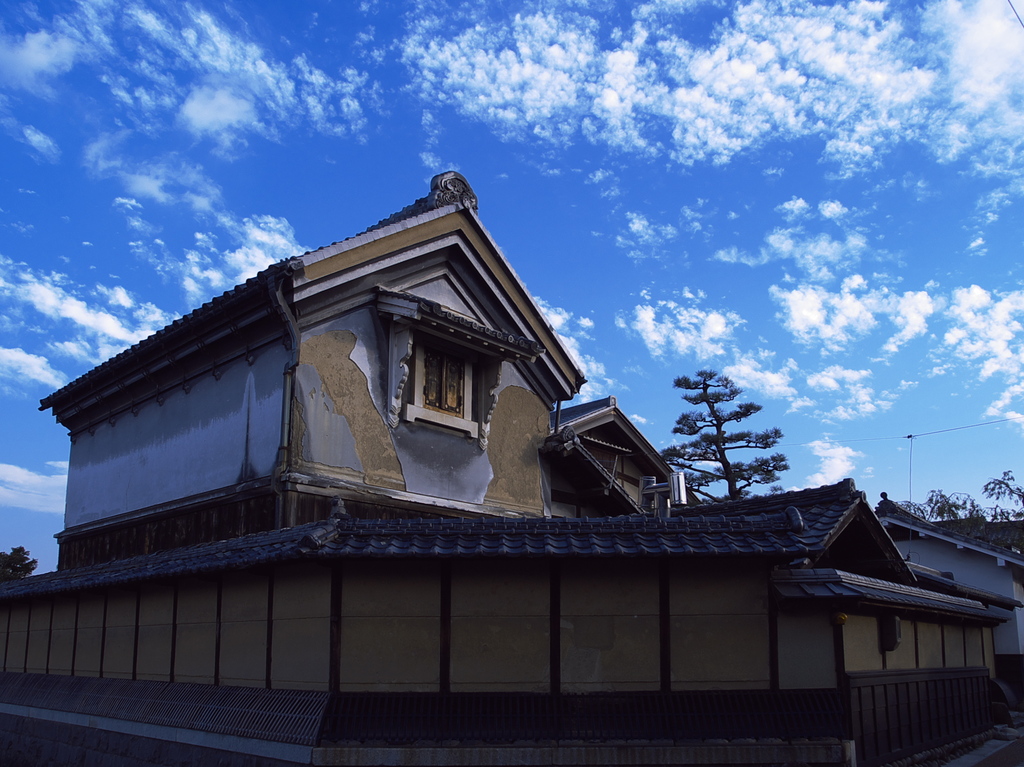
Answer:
[64,345,287,528]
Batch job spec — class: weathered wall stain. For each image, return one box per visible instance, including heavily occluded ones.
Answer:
[299,330,404,490]
[393,423,493,504]
[484,385,548,512]
[65,349,285,527]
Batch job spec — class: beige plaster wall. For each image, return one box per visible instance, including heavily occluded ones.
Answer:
[4,603,28,672]
[484,386,548,513]
[137,585,174,681]
[48,598,76,675]
[561,561,659,692]
[944,625,966,668]
[0,604,8,670]
[219,572,269,687]
[450,561,549,692]
[340,561,440,691]
[272,564,331,691]
[174,579,217,685]
[671,562,770,690]
[843,615,882,672]
[984,627,996,676]
[299,330,404,491]
[885,620,917,670]
[103,591,137,679]
[74,595,104,677]
[778,612,835,689]
[917,622,944,669]
[965,626,984,667]
[25,599,52,674]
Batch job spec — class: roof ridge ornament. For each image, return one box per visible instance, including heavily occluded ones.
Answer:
[428,171,478,211]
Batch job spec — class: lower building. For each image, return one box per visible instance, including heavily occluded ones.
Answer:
[0,480,1010,767]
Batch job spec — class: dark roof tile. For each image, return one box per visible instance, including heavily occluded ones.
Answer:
[0,481,865,601]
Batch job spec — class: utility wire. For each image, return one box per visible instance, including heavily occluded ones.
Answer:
[777,413,1024,449]
[1009,0,1024,30]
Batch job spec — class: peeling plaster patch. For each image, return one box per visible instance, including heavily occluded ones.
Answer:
[299,329,404,490]
[293,363,362,472]
[308,309,389,416]
[393,422,493,504]
[484,385,547,512]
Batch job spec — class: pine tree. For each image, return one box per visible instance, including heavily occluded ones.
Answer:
[661,369,789,502]
[0,546,37,583]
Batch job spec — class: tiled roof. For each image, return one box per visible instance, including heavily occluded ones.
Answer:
[877,496,1024,566]
[908,564,1022,610]
[315,512,814,559]
[0,482,866,601]
[675,479,861,544]
[773,568,1000,621]
[551,397,615,430]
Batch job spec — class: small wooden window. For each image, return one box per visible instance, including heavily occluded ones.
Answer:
[423,348,465,416]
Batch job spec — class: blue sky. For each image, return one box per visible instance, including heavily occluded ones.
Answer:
[2,0,1023,573]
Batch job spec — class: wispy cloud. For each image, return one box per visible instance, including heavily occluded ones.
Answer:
[536,297,614,400]
[0,255,172,364]
[0,347,67,391]
[0,462,67,514]
[615,212,679,260]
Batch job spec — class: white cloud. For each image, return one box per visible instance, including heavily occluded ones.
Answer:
[883,290,939,353]
[402,0,936,174]
[616,211,678,259]
[771,277,939,354]
[403,13,602,144]
[86,137,223,213]
[0,30,78,93]
[619,293,744,359]
[0,347,67,390]
[943,284,1024,379]
[770,280,877,352]
[724,353,798,398]
[818,200,848,220]
[23,2,367,148]
[804,440,863,487]
[761,227,869,281]
[166,214,305,304]
[180,85,256,134]
[0,462,67,514]
[923,0,1024,170]
[0,256,171,363]
[20,125,61,163]
[806,364,890,420]
[777,197,810,221]
[536,297,615,400]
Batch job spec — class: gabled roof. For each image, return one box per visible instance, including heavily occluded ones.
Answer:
[0,482,883,601]
[681,479,913,582]
[551,396,672,481]
[877,496,1024,569]
[292,172,585,403]
[40,172,587,426]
